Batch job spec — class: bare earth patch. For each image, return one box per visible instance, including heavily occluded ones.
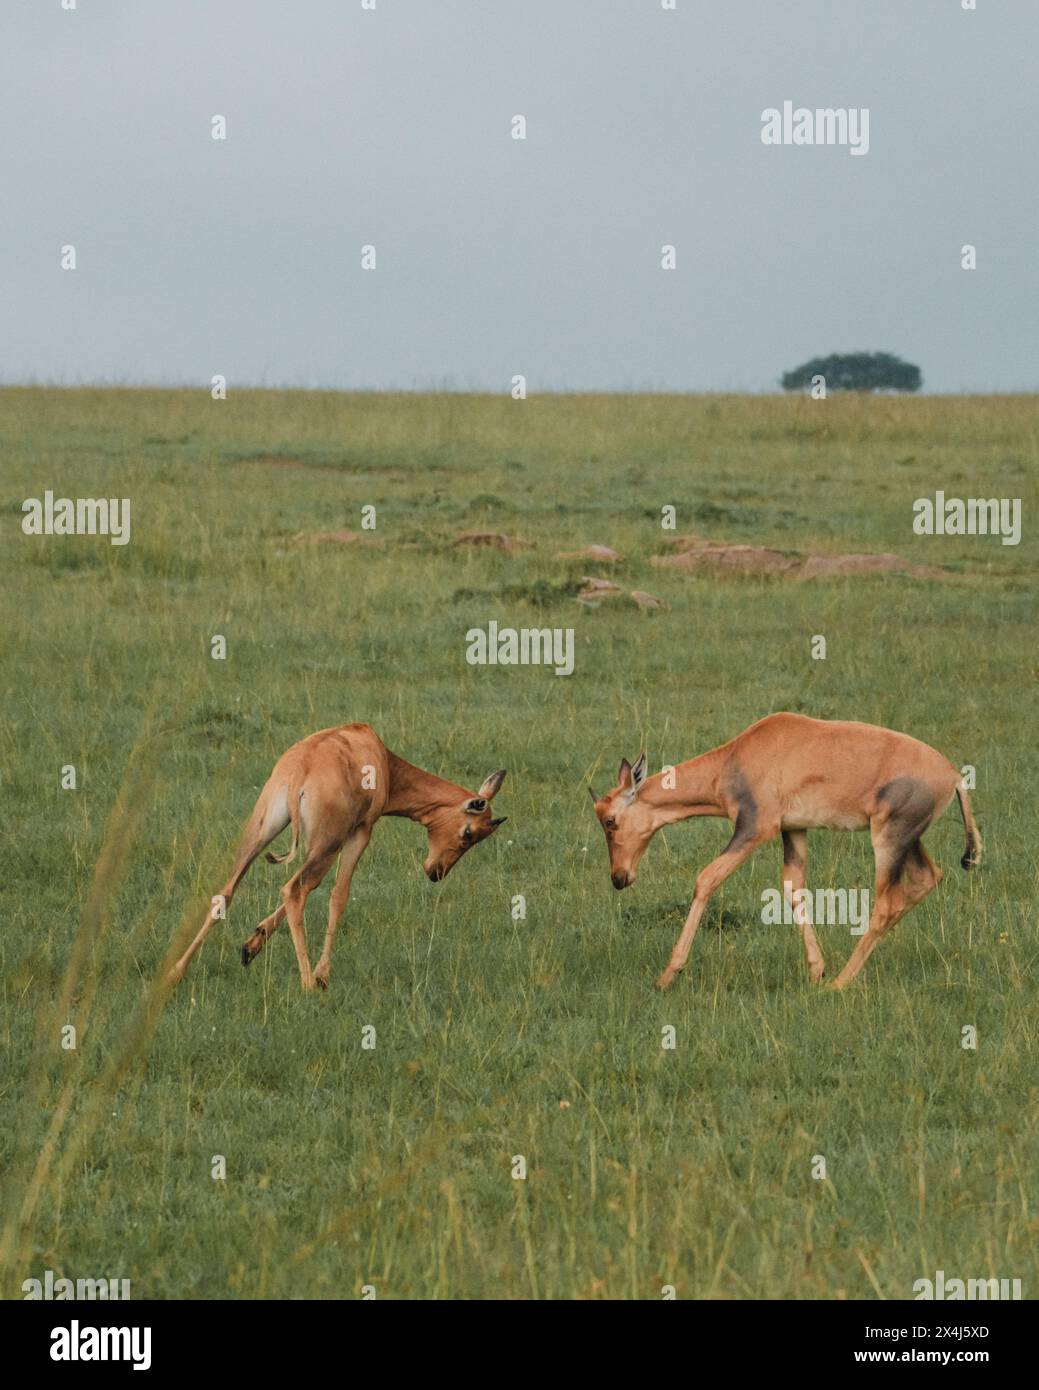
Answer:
[798,552,947,580]
[652,539,799,574]
[652,535,949,581]
[557,543,624,563]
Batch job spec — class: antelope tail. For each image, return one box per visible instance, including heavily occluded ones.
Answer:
[956,786,982,870]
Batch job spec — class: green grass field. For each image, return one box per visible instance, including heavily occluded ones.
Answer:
[1,387,1035,1300]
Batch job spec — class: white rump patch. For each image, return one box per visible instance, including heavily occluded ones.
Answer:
[264,786,291,841]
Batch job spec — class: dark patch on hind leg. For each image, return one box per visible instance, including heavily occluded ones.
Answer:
[876,777,936,824]
[901,840,942,901]
[876,778,936,882]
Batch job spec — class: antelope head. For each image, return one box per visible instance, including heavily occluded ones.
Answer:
[590,753,654,889]
[424,769,508,881]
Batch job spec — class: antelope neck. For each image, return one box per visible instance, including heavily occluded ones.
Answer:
[383,750,467,824]
[640,749,727,825]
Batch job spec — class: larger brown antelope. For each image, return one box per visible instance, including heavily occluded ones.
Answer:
[590,713,980,991]
[167,724,506,990]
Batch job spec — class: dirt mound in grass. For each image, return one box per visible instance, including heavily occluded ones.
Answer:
[651,538,799,574]
[558,543,624,563]
[652,535,948,581]
[798,551,946,580]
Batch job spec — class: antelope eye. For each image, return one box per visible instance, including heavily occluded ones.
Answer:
[604,818,616,831]
[462,825,474,844]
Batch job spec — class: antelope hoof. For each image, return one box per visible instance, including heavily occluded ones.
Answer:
[165,966,185,988]
[241,928,266,966]
[314,970,329,991]
[655,967,678,991]
[810,963,826,985]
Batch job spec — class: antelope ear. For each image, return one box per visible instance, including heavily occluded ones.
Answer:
[631,753,648,790]
[477,769,507,800]
[463,797,488,814]
[618,758,632,788]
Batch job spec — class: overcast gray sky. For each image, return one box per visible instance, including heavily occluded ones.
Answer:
[3,0,1037,393]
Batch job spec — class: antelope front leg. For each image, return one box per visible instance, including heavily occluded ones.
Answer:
[313,828,371,990]
[782,829,825,984]
[656,833,770,989]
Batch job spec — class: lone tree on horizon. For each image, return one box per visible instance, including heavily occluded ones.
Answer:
[781,351,922,393]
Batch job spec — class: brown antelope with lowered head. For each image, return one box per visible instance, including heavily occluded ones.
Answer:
[590,713,980,991]
[167,723,506,990]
